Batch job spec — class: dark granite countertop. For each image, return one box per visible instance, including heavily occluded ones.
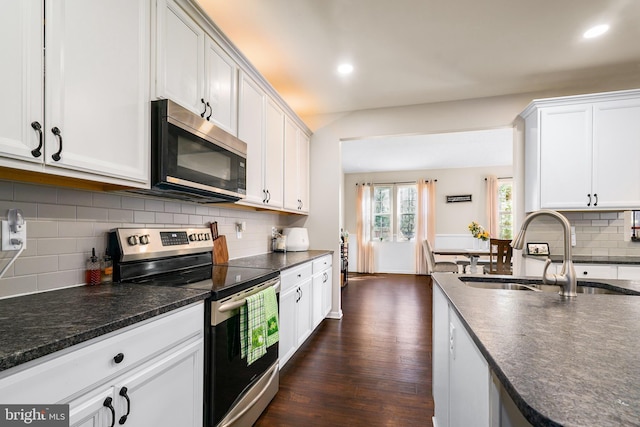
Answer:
[0,250,332,375]
[433,273,640,427]
[524,254,640,265]
[0,284,210,373]
[224,250,333,270]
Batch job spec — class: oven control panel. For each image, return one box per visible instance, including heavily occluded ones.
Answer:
[112,227,213,262]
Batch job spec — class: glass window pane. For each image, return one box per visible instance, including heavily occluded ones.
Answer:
[397,185,417,241]
[372,186,393,241]
[498,180,513,239]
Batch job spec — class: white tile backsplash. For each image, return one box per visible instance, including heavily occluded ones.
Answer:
[0,180,297,299]
[525,211,640,256]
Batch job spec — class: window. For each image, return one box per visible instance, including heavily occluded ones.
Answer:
[498,179,513,239]
[372,186,392,241]
[372,184,417,242]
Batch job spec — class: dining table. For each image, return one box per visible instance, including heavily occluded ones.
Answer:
[433,248,491,274]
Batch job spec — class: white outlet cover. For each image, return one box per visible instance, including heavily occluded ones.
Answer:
[2,220,27,251]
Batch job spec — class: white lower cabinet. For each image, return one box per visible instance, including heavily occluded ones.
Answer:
[524,258,619,280]
[0,303,204,427]
[617,266,640,280]
[279,263,313,368]
[311,255,332,329]
[279,256,332,368]
[433,284,530,427]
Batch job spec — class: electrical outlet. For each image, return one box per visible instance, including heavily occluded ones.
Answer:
[2,220,27,251]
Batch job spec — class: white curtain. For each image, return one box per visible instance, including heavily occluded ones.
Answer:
[415,179,437,274]
[486,175,499,238]
[356,183,374,273]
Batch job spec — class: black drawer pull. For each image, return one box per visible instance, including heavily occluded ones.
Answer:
[30,121,43,157]
[103,397,115,427]
[113,353,125,364]
[51,127,63,161]
[119,387,131,424]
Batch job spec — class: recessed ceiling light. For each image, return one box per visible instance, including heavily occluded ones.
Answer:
[583,24,609,39]
[337,63,354,75]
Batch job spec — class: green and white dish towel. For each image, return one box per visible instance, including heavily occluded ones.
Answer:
[240,292,266,365]
[264,286,279,348]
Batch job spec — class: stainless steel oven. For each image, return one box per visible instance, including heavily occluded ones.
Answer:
[108,227,280,427]
[133,100,247,203]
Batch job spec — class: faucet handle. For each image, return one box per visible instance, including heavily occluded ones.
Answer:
[542,258,556,285]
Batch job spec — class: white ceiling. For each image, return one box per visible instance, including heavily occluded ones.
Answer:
[196,0,640,172]
[341,128,513,173]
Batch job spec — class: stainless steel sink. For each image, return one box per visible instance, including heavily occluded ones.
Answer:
[460,277,638,295]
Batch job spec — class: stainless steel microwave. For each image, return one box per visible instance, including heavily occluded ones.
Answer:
[136,99,247,203]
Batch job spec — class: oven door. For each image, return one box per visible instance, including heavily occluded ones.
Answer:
[207,279,280,426]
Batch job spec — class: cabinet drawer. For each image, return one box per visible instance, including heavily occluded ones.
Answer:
[575,264,617,280]
[312,255,332,273]
[281,262,312,292]
[0,303,203,404]
[617,266,640,280]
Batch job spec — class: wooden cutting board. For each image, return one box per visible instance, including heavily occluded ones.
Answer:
[213,235,229,264]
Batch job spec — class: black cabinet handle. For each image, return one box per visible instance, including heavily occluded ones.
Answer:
[30,121,43,158]
[323,272,328,283]
[262,190,267,204]
[118,387,131,424]
[103,397,115,427]
[266,190,270,203]
[51,127,63,161]
[200,98,207,118]
[206,102,212,120]
[296,287,301,303]
[594,193,598,207]
[113,352,124,364]
[587,194,591,207]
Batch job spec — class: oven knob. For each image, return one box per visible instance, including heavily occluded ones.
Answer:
[139,235,150,245]
[189,234,197,241]
[198,233,204,241]
[127,235,139,246]
[204,233,210,241]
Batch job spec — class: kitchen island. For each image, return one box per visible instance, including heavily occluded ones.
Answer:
[433,272,640,427]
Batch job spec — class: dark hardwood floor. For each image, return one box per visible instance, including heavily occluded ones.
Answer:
[255,273,435,426]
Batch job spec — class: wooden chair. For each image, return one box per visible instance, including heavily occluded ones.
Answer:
[484,238,513,275]
[423,240,459,274]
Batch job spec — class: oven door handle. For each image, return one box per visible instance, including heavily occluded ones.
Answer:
[217,281,280,313]
[219,363,279,427]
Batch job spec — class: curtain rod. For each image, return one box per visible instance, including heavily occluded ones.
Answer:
[356,179,437,186]
[484,176,512,180]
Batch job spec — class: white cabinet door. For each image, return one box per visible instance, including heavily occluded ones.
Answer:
[539,104,592,209]
[45,0,149,184]
[432,285,450,427]
[296,278,313,346]
[264,98,284,209]
[0,0,43,164]
[592,98,640,208]
[298,132,310,213]
[449,307,490,427]
[238,72,265,206]
[113,339,203,427]
[204,38,238,135]
[311,271,324,329]
[322,266,333,318]
[68,387,115,427]
[283,116,309,213]
[278,285,298,368]
[155,0,205,116]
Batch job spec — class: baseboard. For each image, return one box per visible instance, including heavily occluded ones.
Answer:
[432,416,438,427]
[327,310,343,319]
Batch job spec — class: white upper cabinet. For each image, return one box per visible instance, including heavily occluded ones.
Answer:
[264,98,285,209]
[155,0,238,135]
[0,0,42,163]
[284,117,310,213]
[238,72,266,206]
[521,89,640,211]
[0,0,150,187]
[155,0,205,116]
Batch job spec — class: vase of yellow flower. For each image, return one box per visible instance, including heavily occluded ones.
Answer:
[468,221,490,249]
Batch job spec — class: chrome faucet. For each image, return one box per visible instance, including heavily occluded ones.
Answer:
[512,209,577,297]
